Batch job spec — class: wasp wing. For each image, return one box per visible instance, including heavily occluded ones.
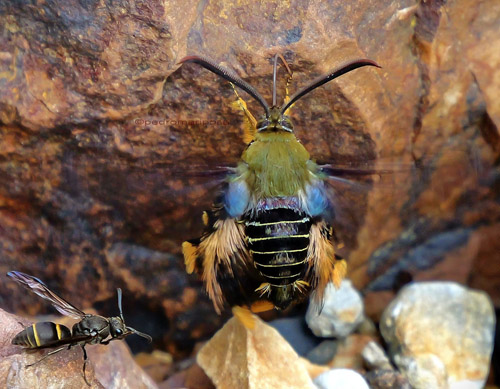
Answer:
[7,271,87,319]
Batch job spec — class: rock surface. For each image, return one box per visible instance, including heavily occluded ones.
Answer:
[0,308,157,388]
[0,0,499,355]
[197,315,315,389]
[306,280,365,338]
[380,282,496,388]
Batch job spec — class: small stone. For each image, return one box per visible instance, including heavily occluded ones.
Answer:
[306,280,365,338]
[197,316,315,389]
[306,340,338,365]
[329,334,375,370]
[364,369,411,389]
[269,316,322,356]
[380,282,495,388]
[361,341,393,371]
[314,368,370,389]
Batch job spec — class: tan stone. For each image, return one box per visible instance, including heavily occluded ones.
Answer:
[197,316,315,389]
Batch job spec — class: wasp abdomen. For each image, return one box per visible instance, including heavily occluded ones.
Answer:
[12,321,72,348]
[245,208,311,286]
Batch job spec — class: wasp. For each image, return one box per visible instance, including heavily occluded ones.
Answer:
[8,271,152,385]
[180,54,380,322]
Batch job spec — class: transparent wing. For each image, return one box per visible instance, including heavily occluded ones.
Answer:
[7,271,87,319]
[318,160,415,252]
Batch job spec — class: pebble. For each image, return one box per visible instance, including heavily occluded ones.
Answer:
[306,280,364,338]
[380,281,495,389]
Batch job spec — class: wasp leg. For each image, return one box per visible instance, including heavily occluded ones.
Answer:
[25,345,69,367]
[81,345,91,386]
[99,337,121,345]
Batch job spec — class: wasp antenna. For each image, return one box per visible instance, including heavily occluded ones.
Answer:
[127,326,153,343]
[281,59,381,114]
[116,288,125,322]
[179,55,270,117]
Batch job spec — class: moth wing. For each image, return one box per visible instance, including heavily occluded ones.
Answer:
[7,271,87,319]
[318,160,414,250]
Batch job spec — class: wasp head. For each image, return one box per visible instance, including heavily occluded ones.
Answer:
[109,316,127,339]
[112,288,153,342]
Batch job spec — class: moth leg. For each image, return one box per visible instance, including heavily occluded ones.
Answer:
[230,84,257,144]
[250,300,275,313]
[232,300,276,330]
[232,305,257,330]
[25,345,68,367]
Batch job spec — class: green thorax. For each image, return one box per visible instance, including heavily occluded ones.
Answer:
[241,127,311,198]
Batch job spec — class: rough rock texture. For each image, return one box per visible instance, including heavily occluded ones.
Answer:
[0,308,156,388]
[0,0,499,355]
[380,282,495,388]
[196,316,315,389]
[306,280,365,338]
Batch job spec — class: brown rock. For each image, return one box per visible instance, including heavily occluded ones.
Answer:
[159,362,215,389]
[135,350,173,383]
[196,316,315,389]
[0,308,156,388]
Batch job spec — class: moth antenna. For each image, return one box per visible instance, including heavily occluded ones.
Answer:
[117,288,125,322]
[180,55,270,117]
[280,59,381,115]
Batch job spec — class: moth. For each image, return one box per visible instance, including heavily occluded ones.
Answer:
[180,54,380,323]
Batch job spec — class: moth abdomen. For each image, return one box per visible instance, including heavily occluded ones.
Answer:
[245,207,312,304]
[12,321,72,349]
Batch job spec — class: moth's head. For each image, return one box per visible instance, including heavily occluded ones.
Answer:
[256,106,294,133]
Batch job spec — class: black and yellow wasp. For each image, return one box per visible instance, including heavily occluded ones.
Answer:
[180,54,380,322]
[8,271,151,385]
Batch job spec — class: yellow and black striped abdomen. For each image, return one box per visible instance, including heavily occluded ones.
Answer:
[246,208,311,289]
[12,322,72,349]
